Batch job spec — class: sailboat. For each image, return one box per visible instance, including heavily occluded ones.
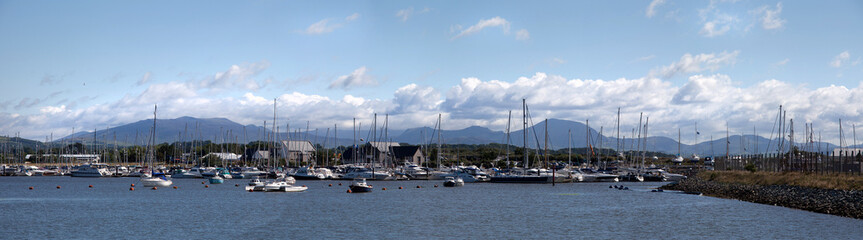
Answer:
[490,99,553,183]
[672,128,684,164]
[141,105,173,188]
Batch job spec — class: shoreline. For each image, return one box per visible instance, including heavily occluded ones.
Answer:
[661,174,863,219]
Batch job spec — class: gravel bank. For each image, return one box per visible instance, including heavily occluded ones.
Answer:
[661,176,863,219]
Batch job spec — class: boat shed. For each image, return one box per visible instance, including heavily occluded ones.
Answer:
[281,140,316,163]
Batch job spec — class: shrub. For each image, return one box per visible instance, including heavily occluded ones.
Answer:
[744,163,757,173]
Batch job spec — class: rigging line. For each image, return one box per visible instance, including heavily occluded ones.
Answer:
[765,106,780,155]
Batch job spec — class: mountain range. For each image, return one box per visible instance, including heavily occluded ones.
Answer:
[36,116,842,156]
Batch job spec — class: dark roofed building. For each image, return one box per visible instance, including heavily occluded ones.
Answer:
[391,146,425,165]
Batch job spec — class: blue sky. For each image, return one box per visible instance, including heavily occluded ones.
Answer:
[1,0,862,145]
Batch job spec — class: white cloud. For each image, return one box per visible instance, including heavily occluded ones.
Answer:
[516,29,530,41]
[774,58,790,66]
[651,51,740,79]
[646,0,666,18]
[305,13,359,35]
[754,2,786,30]
[452,17,511,40]
[698,2,738,37]
[831,51,850,68]
[328,66,378,90]
[7,69,863,149]
[345,13,360,21]
[396,7,429,22]
[136,72,152,86]
[198,61,270,91]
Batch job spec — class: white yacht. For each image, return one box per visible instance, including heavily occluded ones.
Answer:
[140,172,173,187]
[263,178,307,192]
[71,164,112,177]
[292,166,333,180]
[342,167,392,180]
[579,168,619,182]
[443,176,465,187]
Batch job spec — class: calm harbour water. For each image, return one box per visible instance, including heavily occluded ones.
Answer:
[2,176,862,239]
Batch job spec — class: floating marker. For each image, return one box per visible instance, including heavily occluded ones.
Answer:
[173,186,178,189]
[347,189,352,193]
[130,187,134,191]
[399,186,403,189]
[56,186,61,189]
[152,187,157,190]
[328,184,332,187]
[235,184,239,187]
[382,188,387,191]
[29,187,33,190]
[89,185,93,188]
[434,185,438,188]
[131,183,135,187]
[205,185,209,188]
[416,185,421,189]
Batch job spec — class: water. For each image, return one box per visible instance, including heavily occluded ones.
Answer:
[2,177,862,239]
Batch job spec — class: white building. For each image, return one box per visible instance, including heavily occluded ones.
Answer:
[281,140,316,163]
[832,148,863,157]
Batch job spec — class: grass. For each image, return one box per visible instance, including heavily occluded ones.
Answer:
[700,171,863,191]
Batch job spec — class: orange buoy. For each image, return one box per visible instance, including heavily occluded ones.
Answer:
[89,185,93,188]
[152,187,157,190]
[338,183,342,186]
[302,185,306,187]
[56,186,61,189]
[382,187,387,191]
[235,184,239,187]
[205,185,209,188]
[434,185,438,188]
[201,181,205,184]
[347,189,352,193]
[249,189,254,192]
[131,183,135,187]
[173,186,178,189]
[416,185,421,188]
[399,186,403,189]
[130,187,135,191]
[328,184,333,187]
[29,187,33,190]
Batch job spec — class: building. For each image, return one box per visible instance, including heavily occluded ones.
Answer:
[341,141,403,165]
[281,140,315,163]
[391,146,425,165]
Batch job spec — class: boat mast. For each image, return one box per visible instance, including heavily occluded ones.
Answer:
[506,110,512,168]
[522,99,528,169]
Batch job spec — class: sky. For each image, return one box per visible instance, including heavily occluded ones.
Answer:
[1,0,862,146]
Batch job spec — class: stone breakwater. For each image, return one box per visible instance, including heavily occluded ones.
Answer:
[661,177,863,219]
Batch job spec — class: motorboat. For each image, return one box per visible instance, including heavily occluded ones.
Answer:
[245,177,266,191]
[141,172,173,187]
[579,168,619,182]
[643,168,687,182]
[342,167,392,180]
[443,176,465,187]
[292,166,331,180]
[349,178,373,193]
[169,168,199,178]
[440,166,491,182]
[71,163,112,177]
[209,175,225,184]
[263,178,307,192]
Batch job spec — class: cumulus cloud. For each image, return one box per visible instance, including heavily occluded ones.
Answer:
[831,51,850,68]
[305,13,360,35]
[5,70,863,148]
[452,17,511,40]
[646,0,666,18]
[651,51,740,79]
[754,2,786,30]
[328,66,378,90]
[698,2,739,37]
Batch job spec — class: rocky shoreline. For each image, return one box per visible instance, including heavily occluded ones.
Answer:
[661,176,863,219]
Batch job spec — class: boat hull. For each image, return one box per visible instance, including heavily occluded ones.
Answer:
[141,178,173,187]
[490,176,553,183]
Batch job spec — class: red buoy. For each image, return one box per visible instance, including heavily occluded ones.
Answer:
[382,188,387,191]
[416,185,421,188]
[131,183,135,187]
[29,187,33,190]
[399,186,403,189]
[347,189,352,193]
[302,185,306,187]
[56,186,61,189]
[152,187,157,190]
[89,185,93,188]
[338,183,342,186]
[173,186,178,189]
[328,184,333,187]
[205,185,209,188]
[235,184,239,187]
[201,181,205,184]
[130,187,135,191]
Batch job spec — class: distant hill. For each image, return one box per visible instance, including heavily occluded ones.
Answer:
[42,116,839,155]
